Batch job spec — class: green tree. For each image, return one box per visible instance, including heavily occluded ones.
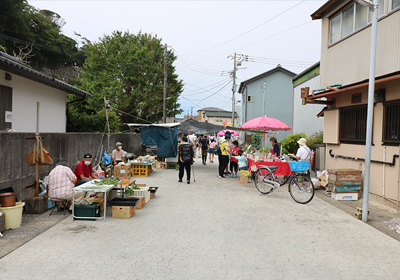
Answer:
[75,31,183,130]
[0,1,82,68]
[280,133,307,154]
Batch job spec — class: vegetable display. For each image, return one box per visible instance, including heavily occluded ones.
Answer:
[124,184,140,196]
[92,178,121,186]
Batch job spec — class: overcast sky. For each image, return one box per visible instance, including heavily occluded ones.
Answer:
[31,0,326,120]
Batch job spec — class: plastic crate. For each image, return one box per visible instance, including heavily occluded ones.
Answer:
[109,197,139,207]
[74,203,101,221]
[167,162,177,169]
[132,164,150,177]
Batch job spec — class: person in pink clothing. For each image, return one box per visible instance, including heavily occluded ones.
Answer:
[208,139,217,163]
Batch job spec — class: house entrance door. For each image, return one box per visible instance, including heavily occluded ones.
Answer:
[0,85,12,130]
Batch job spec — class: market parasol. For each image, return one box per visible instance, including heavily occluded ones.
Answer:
[240,116,292,157]
[217,129,239,136]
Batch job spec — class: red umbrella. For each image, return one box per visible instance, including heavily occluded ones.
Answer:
[240,116,292,157]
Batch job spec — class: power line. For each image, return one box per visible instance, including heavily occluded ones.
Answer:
[186,0,306,56]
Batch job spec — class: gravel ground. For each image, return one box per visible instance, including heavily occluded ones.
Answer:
[1,187,400,260]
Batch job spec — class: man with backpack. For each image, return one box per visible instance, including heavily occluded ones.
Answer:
[178,136,195,184]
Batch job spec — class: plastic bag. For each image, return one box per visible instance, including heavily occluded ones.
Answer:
[101,150,111,165]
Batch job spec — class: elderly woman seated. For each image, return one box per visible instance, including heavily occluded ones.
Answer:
[47,158,85,212]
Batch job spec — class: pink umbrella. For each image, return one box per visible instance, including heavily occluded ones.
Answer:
[240,116,292,157]
[240,116,292,131]
[217,129,239,136]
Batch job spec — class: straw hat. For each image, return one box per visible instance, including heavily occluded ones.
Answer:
[297,138,307,146]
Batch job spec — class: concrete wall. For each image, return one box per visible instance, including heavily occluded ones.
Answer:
[0,69,68,133]
[0,132,142,200]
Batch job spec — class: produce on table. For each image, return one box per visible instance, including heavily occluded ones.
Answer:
[124,183,140,196]
[92,177,121,186]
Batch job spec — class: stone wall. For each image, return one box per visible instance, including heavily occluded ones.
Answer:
[44,66,81,83]
[0,132,143,200]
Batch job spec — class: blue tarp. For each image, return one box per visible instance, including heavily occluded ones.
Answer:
[141,126,178,158]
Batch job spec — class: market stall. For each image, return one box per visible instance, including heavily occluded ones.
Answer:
[247,157,292,176]
[72,178,122,222]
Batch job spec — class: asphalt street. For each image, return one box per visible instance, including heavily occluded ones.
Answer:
[1,158,400,280]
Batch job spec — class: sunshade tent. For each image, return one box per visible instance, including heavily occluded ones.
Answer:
[126,123,180,158]
[178,119,224,135]
[240,116,292,156]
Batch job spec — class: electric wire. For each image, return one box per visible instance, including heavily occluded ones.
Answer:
[186,0,306,55]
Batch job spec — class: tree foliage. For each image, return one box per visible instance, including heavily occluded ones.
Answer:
[0,0,85,68]
[280,133,307,154]
[70,31,183,131]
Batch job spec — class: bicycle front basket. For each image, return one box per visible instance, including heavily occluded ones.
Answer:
[288,161,309,172]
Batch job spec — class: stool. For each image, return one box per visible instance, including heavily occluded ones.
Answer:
[49,198,68,216]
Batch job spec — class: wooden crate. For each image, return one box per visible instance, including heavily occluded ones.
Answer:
[327,169,362,184]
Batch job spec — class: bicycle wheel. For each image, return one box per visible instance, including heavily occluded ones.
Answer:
[288,173,315,204]
[254,167,276,194]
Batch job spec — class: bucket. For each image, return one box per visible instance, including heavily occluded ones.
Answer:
[0,202,25,229]
[0,192,16,207]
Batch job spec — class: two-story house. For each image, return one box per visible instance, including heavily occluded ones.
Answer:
[189,107,238,127]
[308,0,400,205]
[238,65,296,142]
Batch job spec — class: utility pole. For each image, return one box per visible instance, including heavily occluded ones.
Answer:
[231,52,236,127]
[104,97,110,151]
[190,106,194,118]
[163,44,168,123]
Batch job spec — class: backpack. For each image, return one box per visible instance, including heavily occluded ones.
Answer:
[215,144,222,156]
[181,143,193,163]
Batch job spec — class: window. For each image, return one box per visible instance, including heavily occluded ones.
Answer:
[352,93,362,104]
[247,95,255,102]
[383,101,400,144]
[330,0,384,45]
[392,0,400,10]
[340,106,367,143]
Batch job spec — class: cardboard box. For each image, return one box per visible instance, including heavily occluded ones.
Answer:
[112,205,135,219]
[150,193,155,199]
[114,164,132,179]
[156,161,167,169]
[319,175,328,188]
[240,174,249,184]
[130,196,145,209]
[331,192,358,200]
[327,169,362,184]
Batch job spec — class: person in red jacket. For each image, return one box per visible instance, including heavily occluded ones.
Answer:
[74,153,98,186]
[229,141,240,178]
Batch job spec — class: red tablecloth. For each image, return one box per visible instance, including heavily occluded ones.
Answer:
[247,158,292,176]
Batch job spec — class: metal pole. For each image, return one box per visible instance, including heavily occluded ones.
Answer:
[232,52,236,126]
[163,44,167,123]
[362,0,379,222]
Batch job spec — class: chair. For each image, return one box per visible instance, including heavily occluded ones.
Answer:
[49,198,68,216]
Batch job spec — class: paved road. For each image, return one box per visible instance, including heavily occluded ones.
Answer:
[1,159,400,280]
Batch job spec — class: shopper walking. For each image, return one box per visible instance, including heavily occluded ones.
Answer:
[178,136,195,184]
[208,139,216,163]
[200,135,209,165]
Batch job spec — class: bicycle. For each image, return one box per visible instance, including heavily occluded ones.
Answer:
[253,159,315,204]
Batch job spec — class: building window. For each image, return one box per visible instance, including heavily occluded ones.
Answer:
[340,106,367,143]
[247,95,255,102]
[392,0,400,10]
[330,0,384,45]
[352,93,362,104]
[383,101,400,144]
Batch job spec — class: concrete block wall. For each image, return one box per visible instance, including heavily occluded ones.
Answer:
[0,132,142,200]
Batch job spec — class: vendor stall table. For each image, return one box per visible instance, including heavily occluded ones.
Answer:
[72,179,122,222]
[247,158,292,176]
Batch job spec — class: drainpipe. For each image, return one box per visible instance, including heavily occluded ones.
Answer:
[383,146,386,198]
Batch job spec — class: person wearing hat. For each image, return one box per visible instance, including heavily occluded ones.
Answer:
[290,138,311,161]
[111,142,125,166]
[48,158,85,208]
[218,133,232,178]
[74,153,99,186]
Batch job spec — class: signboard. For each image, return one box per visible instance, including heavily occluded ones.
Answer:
[5,111,12,123]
